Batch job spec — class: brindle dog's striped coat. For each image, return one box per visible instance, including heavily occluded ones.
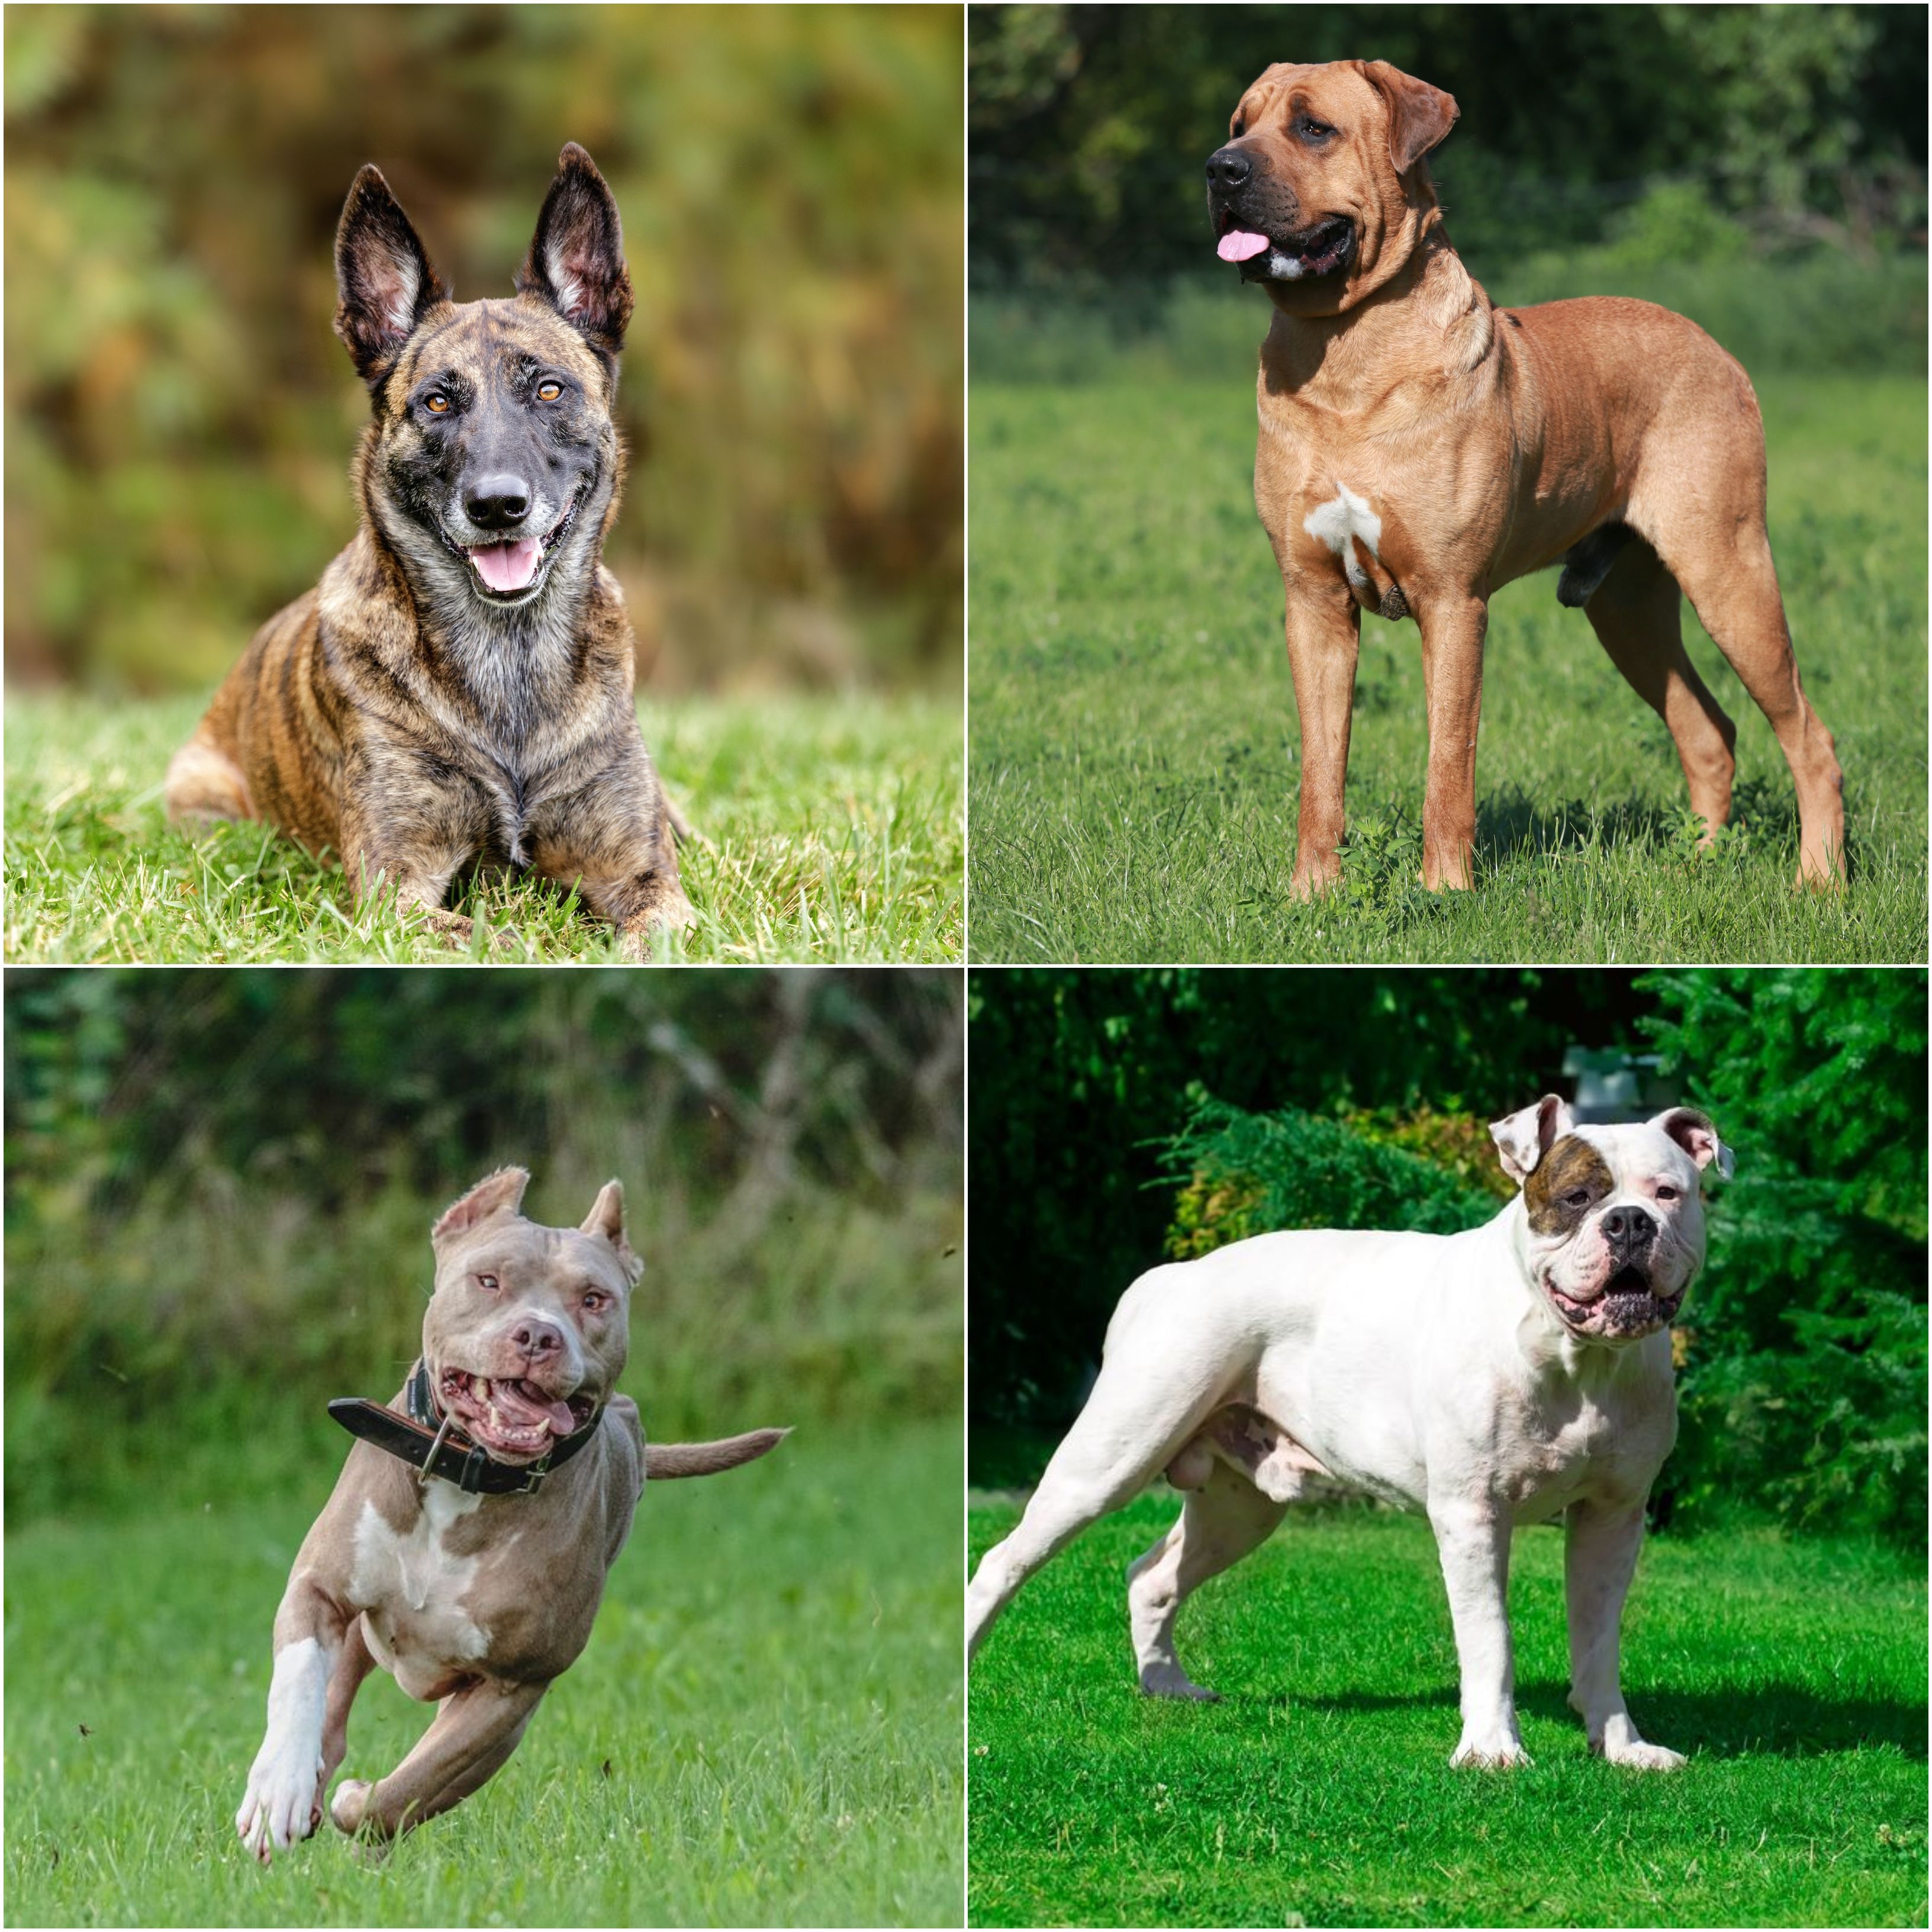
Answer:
[165,145,693,952]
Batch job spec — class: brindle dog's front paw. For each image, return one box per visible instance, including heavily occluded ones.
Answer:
[417,908,517,955]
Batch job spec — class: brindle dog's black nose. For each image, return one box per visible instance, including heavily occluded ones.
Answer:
[465,474,532,531]
[1206,147,1253,192]
[1601,1205,1654,1254]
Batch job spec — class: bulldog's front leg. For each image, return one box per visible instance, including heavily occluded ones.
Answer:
[1565,1498,1685,1770]
[1428,1500,1529,1767]
[236,1573,353,1863]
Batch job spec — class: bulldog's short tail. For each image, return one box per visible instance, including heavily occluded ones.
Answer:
[644,1427,790,1479]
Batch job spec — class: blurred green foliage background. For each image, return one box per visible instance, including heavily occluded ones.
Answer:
[5,5,963,694]
[969,3,1926,378]
[4,966,964,1521]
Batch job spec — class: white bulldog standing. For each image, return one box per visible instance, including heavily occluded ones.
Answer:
[967,1096,1733,1770]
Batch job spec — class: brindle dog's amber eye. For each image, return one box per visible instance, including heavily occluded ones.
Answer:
[537,381,562,402]
[425,393,449,414]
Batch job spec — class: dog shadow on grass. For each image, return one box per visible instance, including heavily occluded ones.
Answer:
[1474,775,1802,865]
[1232,1679,1925,1761]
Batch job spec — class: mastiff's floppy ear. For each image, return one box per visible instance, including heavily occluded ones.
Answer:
[1489,1094,1576,1186]
[1357,60,1459,178]
[1651,1107,1735,1180]
[432,1167,532,1245]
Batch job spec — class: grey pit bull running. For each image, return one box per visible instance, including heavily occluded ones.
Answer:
[236,1168,786,1862]
[968,1098,1731,1770]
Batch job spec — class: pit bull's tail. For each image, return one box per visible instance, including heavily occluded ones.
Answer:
[644,1427,790,1479]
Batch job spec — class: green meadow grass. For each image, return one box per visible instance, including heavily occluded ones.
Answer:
[968,1496,1925,1928]
[968,373,1927,962]
[4,1421,962,1928]
[4,690,962,964]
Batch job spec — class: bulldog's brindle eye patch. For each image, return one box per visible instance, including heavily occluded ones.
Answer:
[1523,1135,1616,1237]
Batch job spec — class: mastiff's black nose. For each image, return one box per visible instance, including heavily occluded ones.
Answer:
[464,474,532,530]
[1205,146,1253,192]
[1600,1205,1655,1254]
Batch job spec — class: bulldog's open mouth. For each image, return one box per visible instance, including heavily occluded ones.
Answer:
[442,488,583,606]
[437,1367,598,1462]
[1214,209,1355,282]
[1545,1266,1685,1341]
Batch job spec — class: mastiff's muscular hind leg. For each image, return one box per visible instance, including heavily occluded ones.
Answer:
[1127,1459,1288,1700]
[330,1678,548,1842]
[1582,537,1738,839]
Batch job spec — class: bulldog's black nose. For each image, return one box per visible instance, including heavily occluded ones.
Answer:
[1601,1205,1654,1254]
[464,474,532,531]
[1206,146,1253,192]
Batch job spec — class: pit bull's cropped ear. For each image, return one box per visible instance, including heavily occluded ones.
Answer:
[516,143,634,355]
[581,1178,644,1285]
[1653,1107,1735,1180]
[1489,1094,1576,1186]
[1358,60,1459,177]
[334,165,450,387]
[432,1167,530,1245]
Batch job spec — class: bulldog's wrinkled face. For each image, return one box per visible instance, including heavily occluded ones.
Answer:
[1203,59,1457,316]
[421,1167,643,1463]
[1492,1098,1733,1346]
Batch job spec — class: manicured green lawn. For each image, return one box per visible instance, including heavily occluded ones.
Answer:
[4,1422,961,1928]
[968,1496,1925,1928]
[968,373,1927,962]
[5,690,962,963]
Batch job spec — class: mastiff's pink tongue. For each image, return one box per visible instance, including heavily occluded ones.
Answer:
[470,537,541,593]
[1218,229,1271,262]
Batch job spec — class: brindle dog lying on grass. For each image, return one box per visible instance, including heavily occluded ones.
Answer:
[165,144,693,954]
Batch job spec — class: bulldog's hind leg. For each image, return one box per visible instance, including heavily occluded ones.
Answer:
[1127,1458,1289,1700]
[968,1335,1228,1660]
[1578,536,1738,841]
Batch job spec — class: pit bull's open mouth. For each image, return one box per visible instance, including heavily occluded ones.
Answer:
[1214,208,1355,282]
[437,1367,598,1462]
[442,488,583,605]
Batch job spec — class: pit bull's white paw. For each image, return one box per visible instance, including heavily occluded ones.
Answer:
[1450,1730,1532,1769]
[1138,1663,1220,1701]
[235,1753,323,1865]
[1595,1738,1686,1771]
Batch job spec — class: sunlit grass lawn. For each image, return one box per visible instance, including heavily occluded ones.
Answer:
[968,1495,1926,1928]
[5,690,962,964]
[968,373,1927,962]
[4,1421,962,1928]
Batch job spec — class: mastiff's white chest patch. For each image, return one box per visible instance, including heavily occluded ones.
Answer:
[1303,483,1383,594]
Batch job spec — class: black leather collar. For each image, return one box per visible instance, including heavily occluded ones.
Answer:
[327,1359,603,1496]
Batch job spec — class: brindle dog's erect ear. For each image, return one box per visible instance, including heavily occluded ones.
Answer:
[1357,60,1459,177]
[1489,1094,1576,1186]
[333,165,450,387]
[581,1178,644,1285]
[433,1167,531,1246]
[516,143,635,355]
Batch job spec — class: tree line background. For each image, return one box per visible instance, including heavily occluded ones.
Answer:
[4,967,962,1521]
[5,5,962,695]
[970,4,1926,378]
[968,968,1927,1547]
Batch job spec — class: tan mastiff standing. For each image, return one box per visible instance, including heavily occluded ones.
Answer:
[1205,60,1844,894]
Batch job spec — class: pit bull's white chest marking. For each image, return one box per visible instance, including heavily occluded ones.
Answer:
[350,1485,492,1680]
[1303,482,1382,594]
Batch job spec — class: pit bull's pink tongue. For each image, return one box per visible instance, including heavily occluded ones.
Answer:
[490,1379,578,1435]
[1218,229,1271,262]
[469,537,541,593]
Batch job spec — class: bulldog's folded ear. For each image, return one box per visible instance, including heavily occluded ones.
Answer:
[581,1178,644,1286]
[1489,1094,1576,1186]
[1653,1107,1735,1180]
[433,1167,530,1245]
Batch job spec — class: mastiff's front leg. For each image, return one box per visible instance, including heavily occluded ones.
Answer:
[1428,1500,1529,1767]
[1413,591,1488,891]
[1565,1497,1685,1770]
[1280,583,1362,898]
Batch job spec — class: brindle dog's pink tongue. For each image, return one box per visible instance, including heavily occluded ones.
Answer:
[1218,230,1271,262]
[471,537,540,593]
